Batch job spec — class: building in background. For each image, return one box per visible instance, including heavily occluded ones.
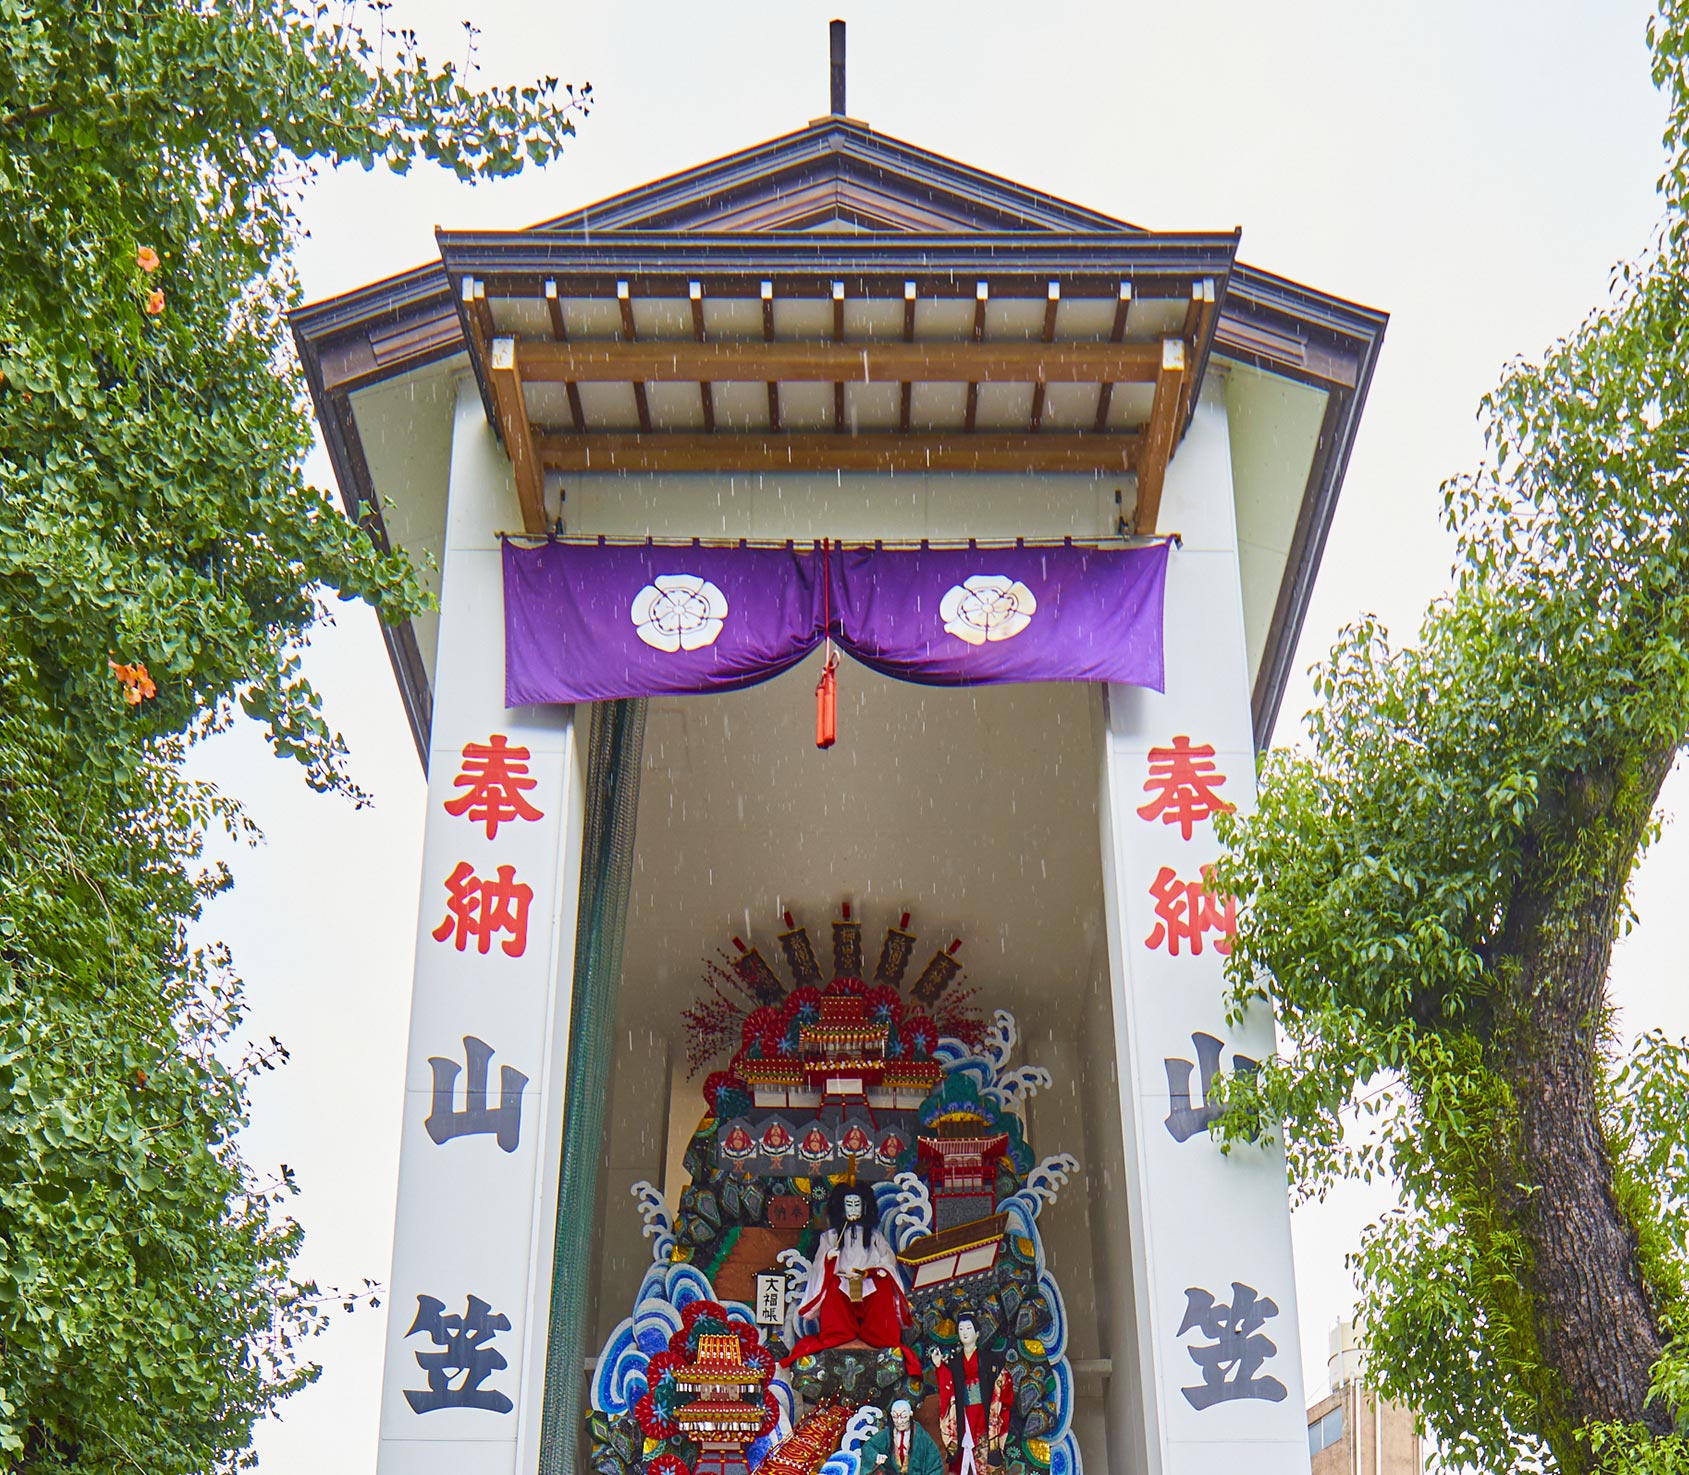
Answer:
[1308,1321,1423,1475]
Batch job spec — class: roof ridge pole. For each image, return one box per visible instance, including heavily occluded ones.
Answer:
[830,19,846,117]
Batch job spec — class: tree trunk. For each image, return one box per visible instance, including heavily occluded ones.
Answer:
[1495,743,1677,1465]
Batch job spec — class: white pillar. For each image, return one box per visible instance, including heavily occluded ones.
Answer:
[1099,385,1310,1475]
[376,378,584,1475]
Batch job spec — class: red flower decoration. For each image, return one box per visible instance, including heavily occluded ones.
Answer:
[633,1388,679,1440]
[786,985,823,1020]
[902,1015,938,1055]
[866,984,904,1024]
[649,1457,693,1475]
[702,1071,747,1114]
[742,1006,782,1053]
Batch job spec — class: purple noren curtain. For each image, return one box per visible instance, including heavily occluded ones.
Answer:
[502,539,1168,708]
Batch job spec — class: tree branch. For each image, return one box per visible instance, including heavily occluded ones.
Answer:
[0,101,62,130]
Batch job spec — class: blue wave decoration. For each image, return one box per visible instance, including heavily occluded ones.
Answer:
[1036,1270,1068,1361]
[1044,1356,1074,1444]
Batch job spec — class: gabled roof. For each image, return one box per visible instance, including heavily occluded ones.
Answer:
[535,117,1134,234]
[293,116,1386,765]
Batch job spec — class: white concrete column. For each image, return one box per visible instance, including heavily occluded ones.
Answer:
[1099,385,1310,1475]
[376,378,584,1475]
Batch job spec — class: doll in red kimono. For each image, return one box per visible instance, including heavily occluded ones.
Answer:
[931,1313,1013,1474]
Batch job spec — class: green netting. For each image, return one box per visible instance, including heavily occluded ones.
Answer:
[538,698,647,1475]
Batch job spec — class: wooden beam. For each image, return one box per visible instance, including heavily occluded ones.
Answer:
[513,338,1165,386]
[1094,280,1132,432]
[535,431,1140,475]
[488,337,547,534]
[1133,338,1186,537]
[1030,280,1059,432]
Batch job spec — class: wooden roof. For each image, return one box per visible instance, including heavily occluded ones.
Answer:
[293,117,1386,760]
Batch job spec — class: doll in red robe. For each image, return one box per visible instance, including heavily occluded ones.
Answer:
[783,1183,920,1374]
[931,1313,1013,1474]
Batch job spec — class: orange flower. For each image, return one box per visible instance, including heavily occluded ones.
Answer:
[136,246,160,273]
[109,658,158,704]
[144,289,165,316]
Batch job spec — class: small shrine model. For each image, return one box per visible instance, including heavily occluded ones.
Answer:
[917,1112,1011,1230]
[740,994,944,1114]
[673,1334,774,1475]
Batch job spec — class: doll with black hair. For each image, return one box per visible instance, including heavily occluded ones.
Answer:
[931,1310,1013,1473]
[783,1182,920,1373]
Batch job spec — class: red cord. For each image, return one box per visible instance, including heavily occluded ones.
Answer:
[815,538,838,750]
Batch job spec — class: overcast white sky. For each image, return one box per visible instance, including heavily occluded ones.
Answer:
[189,2,1689,1468]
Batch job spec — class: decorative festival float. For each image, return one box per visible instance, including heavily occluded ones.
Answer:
[588,908,1083,1475]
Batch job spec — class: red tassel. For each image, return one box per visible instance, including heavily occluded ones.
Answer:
[815,658,837,749]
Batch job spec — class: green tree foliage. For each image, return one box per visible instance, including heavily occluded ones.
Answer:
[1211,9,1689,1474]
[0,3,586,1468]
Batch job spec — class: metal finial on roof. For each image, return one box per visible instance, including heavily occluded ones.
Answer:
[830,20,846,116]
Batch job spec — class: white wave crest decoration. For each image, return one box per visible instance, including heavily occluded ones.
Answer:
[843,1405,884,1453]
[887,1170,934,1253]
[1002,1153,1080,1221]
[630,1179,676,1262]
[983,1064,1052,1113]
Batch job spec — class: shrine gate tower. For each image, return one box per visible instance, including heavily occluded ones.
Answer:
[297,31,1384,1475]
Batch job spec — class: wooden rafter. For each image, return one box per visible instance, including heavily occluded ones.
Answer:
[1093,281,1132,432]
[535,431,1139,475]
[964,280,987,432]
[543,280,585,431]
[899,280,916,433]
[832,280,846,433]
[1133,338,1186,536]
[1176,277,1216,429]
[511,338,1166,385]
[466,277,494,351]
[487,337,547,533]
[617,281,653,434]
[689,281,714,433]
[1030,280,1059,431]
[761,280,780,431]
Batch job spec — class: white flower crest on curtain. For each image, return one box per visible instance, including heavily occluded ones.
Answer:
[939,574,1038,646]
[630,574,729,652]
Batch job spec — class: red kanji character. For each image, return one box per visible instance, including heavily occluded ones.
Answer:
[1137,735,1233,841]
[1144,864,1237,957]
[443,734,543,839]
[432,860,533,958]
